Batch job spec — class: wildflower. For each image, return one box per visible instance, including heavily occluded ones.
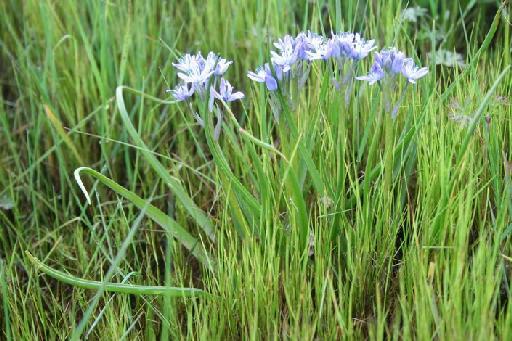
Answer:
[209,78,245,111]
[172,53,204,73]
[174,51,233,88]
[306,37,338,60]
[356,48,428,118]
[354,63,385,85]
[400,58,429,83]
[296,31,325,60]
[170,51,242,136]
[177,64,214,85]
[332,32,355,57]
[273,35,296,52]
[271,48,297,73]
[247,63,282,91]
[357,48,428,84]
[348,34,376,60]
[214,57,233,76]
[168,83,194,102]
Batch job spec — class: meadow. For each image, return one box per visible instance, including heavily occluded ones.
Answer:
[1,0,511,339]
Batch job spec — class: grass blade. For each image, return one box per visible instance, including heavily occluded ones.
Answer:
[25,252,205,297]
[115,86,215,241]
[74,167,213,269]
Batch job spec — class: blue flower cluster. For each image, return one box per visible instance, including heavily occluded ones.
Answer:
[169,32,429,131]
[356,48,429,85]
[247,31,377,92]
[168,52,244,138]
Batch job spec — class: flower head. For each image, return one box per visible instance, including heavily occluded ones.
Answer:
[168,83,194,102]
[306,37,338,60]
[274,35,296,52]
[348,34,376,60]
[355,63,385,85]
[400,58,429,83]
[333,32,355,57]
[173,51,233,86]
[296,31,325,60]
[247,63,282,91]
[214,57,233,76]
[357,48,428,85]
[271,48,297,73]
[172,53,204,73]
[209,78,244,111]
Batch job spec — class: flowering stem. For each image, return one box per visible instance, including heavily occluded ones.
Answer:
[390,83,409,119]
[363,93,384,195]
[383,110,394,200]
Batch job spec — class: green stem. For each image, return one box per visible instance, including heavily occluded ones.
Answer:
[383,113,394,199]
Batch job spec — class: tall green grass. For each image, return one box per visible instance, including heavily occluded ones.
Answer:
[1,0,511,339]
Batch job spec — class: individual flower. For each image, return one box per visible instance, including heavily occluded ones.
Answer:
[247,63,282,91]
[354,63,385,85]
[271,47,298,73]
[273,35,296,52]
[172,53,204,73]
[306,37,338,60]
[333,32,356,58]
[168,83,194,102]
[348,34,376,60]
[400,58,429,83]
[296,31,325,60]
[214,57,233,76]
[209,78,245,111]
[207,78,245,140]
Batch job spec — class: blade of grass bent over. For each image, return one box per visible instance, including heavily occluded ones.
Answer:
[74,167,213,269]
[25,251,205,296]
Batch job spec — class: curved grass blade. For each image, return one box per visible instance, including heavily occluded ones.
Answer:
[25,251,205,297]
[115,86,215,241]
[74,167,213,269]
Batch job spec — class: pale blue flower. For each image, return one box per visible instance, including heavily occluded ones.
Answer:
[209,78,244,111]
[296,31,325,60]
[371,49,405,74]
[247,63,282,91]
[172,53,204,73]
[271,48,297,73]
[273,35,296,52]
[306,32,374,62]
[348,34,376,60]
[400,58,429,83]
[168,83,194,101]
[271,35,298,72]
[178,68,212,85]
[357,48,428,85]
[306,37,338,60]
[171,51,243,133]
[355,63,385,85]
[333,32,355,58]
[175,51,233,85]
[214,57,233,76]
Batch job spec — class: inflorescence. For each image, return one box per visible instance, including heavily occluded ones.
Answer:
[168,51,244,139]
[168,31,429,132]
